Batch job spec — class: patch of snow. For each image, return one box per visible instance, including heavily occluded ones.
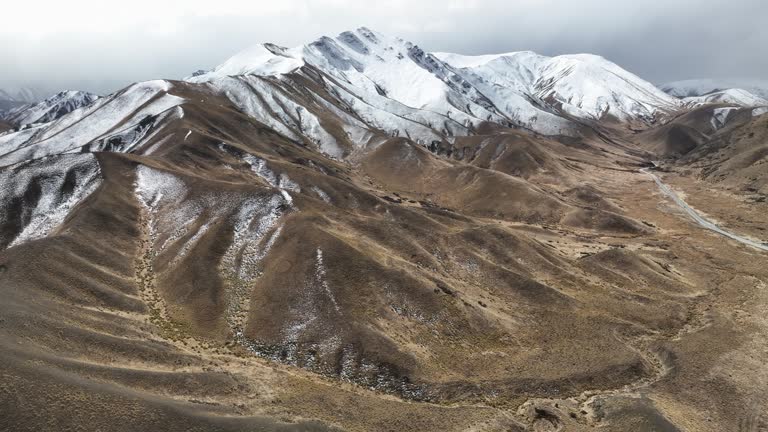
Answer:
[311,186,331,203]
[315,248,340,312]
[6,91,99,126]
[280,190,293,205]
[135,165,189,239]
[711,107,739,130]
[142,134,174,156]
[224,194,288,281]
[661,78,768,100]
[241,151,301,193]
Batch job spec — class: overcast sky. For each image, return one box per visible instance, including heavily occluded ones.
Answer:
[2,0,766,96]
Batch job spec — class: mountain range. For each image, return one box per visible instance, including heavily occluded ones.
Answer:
[1,27,767,432]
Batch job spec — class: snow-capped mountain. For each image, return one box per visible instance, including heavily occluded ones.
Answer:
[190,27,681,142]
[0,81,183,166]
[5,91,100,126]
[0,87,49,104]
[435,51,681,126]
[661,79,768,100]
[681,88,768,108]
[1,28,727,166]
[189,28,550,147]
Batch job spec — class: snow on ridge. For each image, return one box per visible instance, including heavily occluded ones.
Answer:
[189,28,510,125]
[205,75,344,157]
[188,44,305,81]
[0,153,102,249]
[435,49,680,127]
[432,52,525,69]
[0,80,185,166]
[682,88,768,108]
[5,90,100,127]
[187,27,685,141]
[753,107,768,117]
[527,53,681,122]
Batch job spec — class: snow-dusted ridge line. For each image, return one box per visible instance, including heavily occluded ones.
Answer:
[5,91,100,127]
[0,80,185,166]
[679,88,768,109]
[188,27,683,141]
[661,78,768,100]
[134,164,292,281]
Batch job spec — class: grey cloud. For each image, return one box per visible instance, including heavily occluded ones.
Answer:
[1,0,766,96]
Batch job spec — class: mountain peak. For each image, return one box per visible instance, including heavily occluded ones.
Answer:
[186,28,683,137]
[3,90,99,126]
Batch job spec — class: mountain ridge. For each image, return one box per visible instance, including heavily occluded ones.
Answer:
[189,27,683,139]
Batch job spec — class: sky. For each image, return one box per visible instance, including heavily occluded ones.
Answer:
[2,0,767,96]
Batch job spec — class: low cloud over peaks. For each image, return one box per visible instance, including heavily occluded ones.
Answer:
[2,0,766,95]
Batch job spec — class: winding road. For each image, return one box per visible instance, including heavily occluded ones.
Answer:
[641,168,768,252]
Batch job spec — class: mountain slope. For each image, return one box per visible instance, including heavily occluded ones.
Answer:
[0,81,184,167]
[4,90,100,126]
[435,51,681,127]
[1,27,765,432]
[680,88,768,108]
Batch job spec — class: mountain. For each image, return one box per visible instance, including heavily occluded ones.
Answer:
[0,81,182,166]
[1,27,766,432]
[661,78,768,100]
[0,86,50,111]
[190,27,681,143]
[3,90,100,127]
[0,86,49,104]
[680,88,768,108]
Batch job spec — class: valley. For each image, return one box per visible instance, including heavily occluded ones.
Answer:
[642,167,768,251]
